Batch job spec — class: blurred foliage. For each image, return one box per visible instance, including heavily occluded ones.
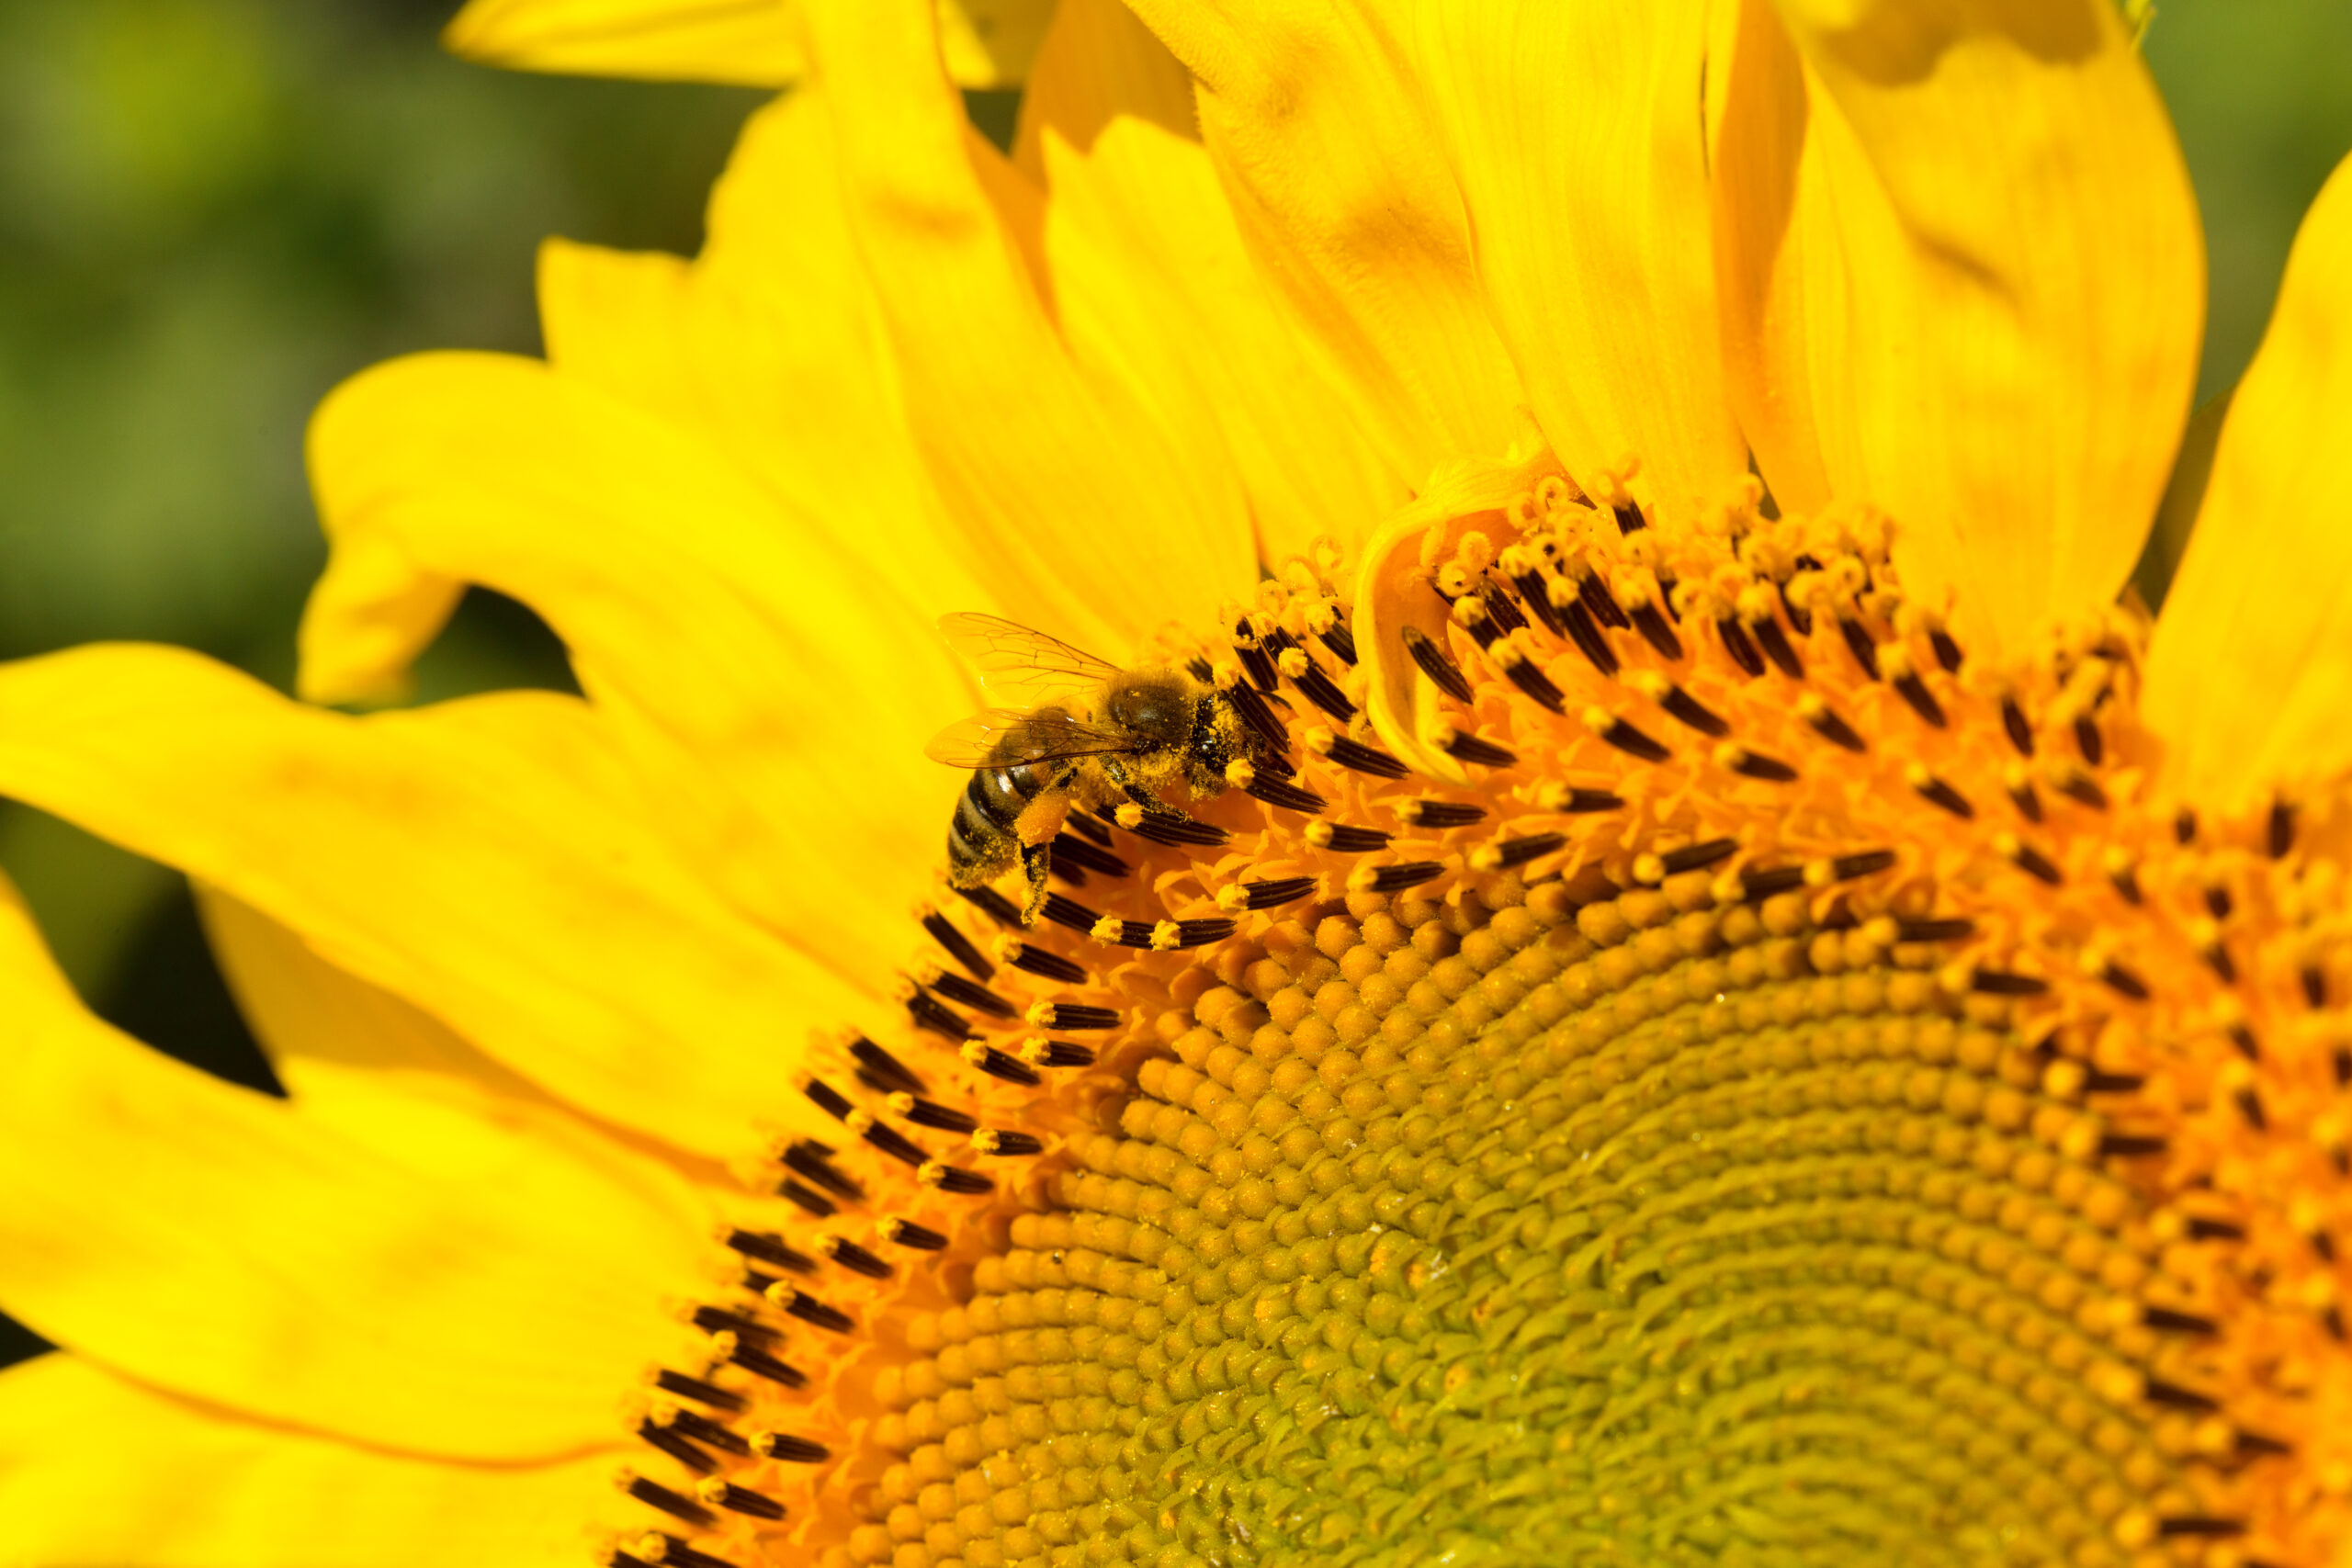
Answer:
[0,0,2343,1373]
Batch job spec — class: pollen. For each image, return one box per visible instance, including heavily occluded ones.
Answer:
[603,469,2352,1568]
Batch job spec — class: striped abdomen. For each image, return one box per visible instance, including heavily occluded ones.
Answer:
[946,755,1071,883]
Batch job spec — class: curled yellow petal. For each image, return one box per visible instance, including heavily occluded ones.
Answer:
[2144,151,2352,812]
[0,864,712,1460]
[0,1354,625,1565]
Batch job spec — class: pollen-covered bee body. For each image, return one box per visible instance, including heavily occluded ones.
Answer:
[929,615,1259,923]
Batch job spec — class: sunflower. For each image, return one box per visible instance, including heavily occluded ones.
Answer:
[6,0,2352,1564]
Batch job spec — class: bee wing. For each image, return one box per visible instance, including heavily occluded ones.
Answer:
[937,612,1123,708]
[922,708,1134,769]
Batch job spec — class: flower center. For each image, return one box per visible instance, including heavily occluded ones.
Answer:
[608,463,2351,1568]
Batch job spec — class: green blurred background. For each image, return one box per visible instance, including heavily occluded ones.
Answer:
[0,0,2343,1370]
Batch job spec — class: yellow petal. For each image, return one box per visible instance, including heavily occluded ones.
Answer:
[0,652,859,1157]
[1724,0,2203,658]
[0,866,711,1461]
[0,1354,625,1566]
[2143,151,2352,811]
[305,351,969,982]
[802,0,1256,653]
[1122,0,1529,482]
[1408,1,1750,516]
[445,0,1055,88]
[1014,0,1409,569]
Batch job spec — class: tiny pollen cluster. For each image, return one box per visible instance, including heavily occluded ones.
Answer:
[604,460,2352,1568]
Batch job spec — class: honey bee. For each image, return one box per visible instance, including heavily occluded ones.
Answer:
[927,613,1262,923]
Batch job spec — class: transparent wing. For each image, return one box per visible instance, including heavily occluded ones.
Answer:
[923,708,1134,769]
[938,612,1121,708]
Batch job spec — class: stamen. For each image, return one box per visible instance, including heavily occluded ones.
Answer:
[1715,744,1798,782]
[1305,821,1392,852]
[650,1370,746,1414]
[1348,861,1446,895]
[1400,626,1474,703]
[958,1041,1043,1086]
[617,1470,717,1530]
[723,1228,814,1276]
[994,937,1089,985]
[695,1479,786,1521]
[2074,715,2105,764]
[1906,766,1973,819]
[1306,728,1408,778]
[1047,833,1131,879]
[1838,616,1881,679]
[1717,616,1766,677]
[2000,696,2034,756]
[1534,784,1624,814]
[917,907,993,982]
[877,1216,947,1250]
[815,1235,891,1279]
[762,1281,854,1333]
[2003,764,2043,824]
[1435,728,1515,768]
[848,1035,925,1097]
[1027,1001,1119,1031]
[1395,799,1487,829]
[750,1432,831,1463]
[1243,773,1328,813]
[1628,672,1726,737]
[1469,832,1564,872]
[1584,706,1670,762]
[1795,694,1864,752]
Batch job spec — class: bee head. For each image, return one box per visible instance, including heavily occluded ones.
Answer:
[1102,670,1193,749]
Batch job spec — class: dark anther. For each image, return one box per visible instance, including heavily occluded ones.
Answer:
[625,1473,718,1530]
[2204,883,2233,920]
[653,1370,745,1414]
[1611,502,1646,535]
[1317,823,1394,852]
[2069,714,2102,765]
[1804,703,1865,753]
[859,1121,927,1168]
[707,1483,786,1522]
[1718,616,1765,677]
[920,909,993,983]
[1499,652,1566,713]
[1892,670,1946,728]
[1837,617,1880,680]
[1895,918,1974,943]
[966,1046,1043,1087]
[905,989,975,1043]
[899,1097,978,1134]
[1232,622,1280,694]
[1036,1001,1119,1031]
[2054,771,2108,810]
[1580,572,1629,629]
[956,885,1023,929]
[2006,840,2062,886]
[1003,941,1088,985]
[1291,660,1356,724]
[1039,893,1102,934]
[1400,626,1474,703]
[1928,627,1963,672]
[1400,799,1487,829]
[2235,1084,2267,1131]
[1035,1040,1093,1066]
[1102,919,1158,948]
[1752,616,1804,680]
[929,1164,996,1195]
[979,1129,1046,1156]
[2313,1229,2337,1266]
[1511,570,1564,636]
[2233,1025,2263,1061]
[1779,571,1815,634]
[1062,811,1114,847]
[1246,773,1328,813]
[882,1217,948,1250]
[2236,1431,2292,1457]
[1486,833,1565,870]
[690,1304,778,1346]
[1318,619,1358,665]
[1832,850,1898,881]
[1592,713,1671,763]
[1911,773,1974,819]
[1453,595,1502,647]
[2155,1519,2245,1541]
[2336,1045,2352,1086]
[1740,865,1807,899]
[2098,1132,2168,1158]
[1226,678,1291,752]
[2188,1216,2246,1241]
[1654,683,1728,738]
[776,1290,854,1334]
[1438,729,1516,768]
[1661,839,1737,875]
[664,1408,750,1457]
[727,1343,808,1389]
[1970,970,2050,997]
[762,1432,831,1464]
[2270,799,2297,858]
[2175,807,2198,844]
[645,1535,740,1568]
[1237,876,1317,910]
[1631,603,1684,661]
[725,1228,814,1275]
[849,1036,925,1097]
[2109,862,2143,905]
[2007,778,2043,824]
[1562,598,1621,676]
[1049,834,1131,880]
[2205,942,2239,986]
[2305,966,2329,1009]
[782,1142,865,1201]
[1554,788,1625,814]
[608,1549,660,1568]
[1325,735,1408,778]
[1122,812,1230,847]
[2099,962,2151,1001]
[2141,1307,2219,1337]
[802,1078,854,1121]
[2000,696,2034,756]
[1173,919,1238,947]
[2329,1304,2348,1341]
[1364,862,1445,895]
[822,1237,892,1279]
[2081,1070,2145,1094]
[930,972,1017,1019]
[1726,750,1799,782]
[637,1420,718,1475]
[2143,1379,2221,1414]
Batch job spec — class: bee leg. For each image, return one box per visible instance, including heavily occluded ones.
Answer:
[1018,841,1053,924]
[1105,768,1185,821]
